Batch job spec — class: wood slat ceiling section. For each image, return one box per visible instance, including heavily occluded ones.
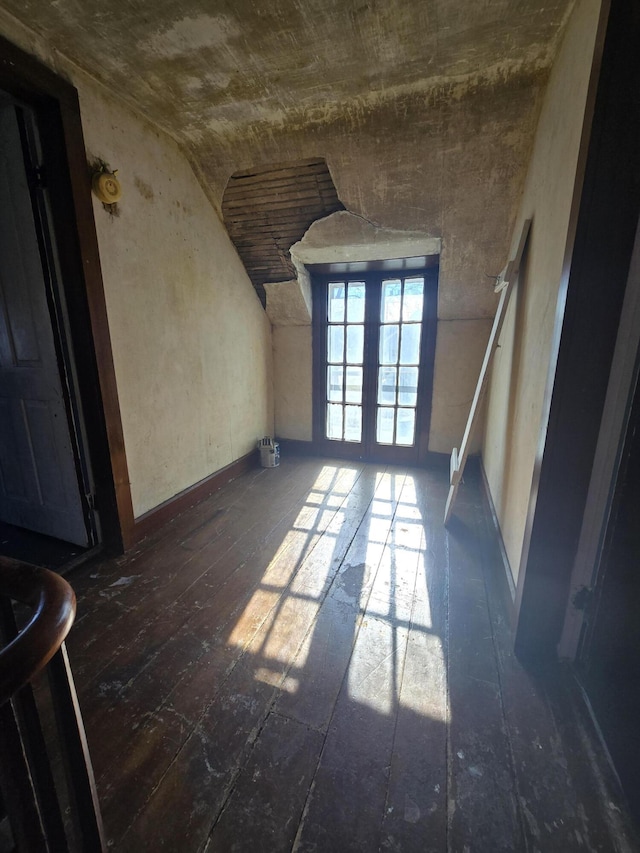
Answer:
[222,158,343,305]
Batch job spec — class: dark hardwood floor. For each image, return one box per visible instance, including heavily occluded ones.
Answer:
[59,456,636,851]
[0,521,86,570]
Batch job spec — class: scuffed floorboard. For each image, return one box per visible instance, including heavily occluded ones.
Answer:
[62,456,637,852]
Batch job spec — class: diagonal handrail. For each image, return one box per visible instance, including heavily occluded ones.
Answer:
[0,554,105,851]
[0,555,75,706]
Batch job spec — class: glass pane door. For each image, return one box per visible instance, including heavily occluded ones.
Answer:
[313,268,436,464]
[326,281,365,442]
[376,277,424,448]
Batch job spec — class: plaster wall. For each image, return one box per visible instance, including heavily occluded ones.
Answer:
[430,319,493,455]
[482,0,601,584]
[273,326,313,442]
[80,85,274,517]
[265,279,313,442]
[0,13,274,518]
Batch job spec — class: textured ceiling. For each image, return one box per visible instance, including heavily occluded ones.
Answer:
[0,0,575,315]
[0,1,571,141]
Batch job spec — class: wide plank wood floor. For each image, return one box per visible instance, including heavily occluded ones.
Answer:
[61,456,635,851]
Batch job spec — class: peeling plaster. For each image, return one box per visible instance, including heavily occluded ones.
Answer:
[264,280,312,327]
[291,211,441,267]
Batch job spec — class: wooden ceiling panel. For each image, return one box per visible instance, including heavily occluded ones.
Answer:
[222,158,343,305]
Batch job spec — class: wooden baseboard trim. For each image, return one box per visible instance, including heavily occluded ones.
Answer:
[478,458,517,609]
[131,450,258,545]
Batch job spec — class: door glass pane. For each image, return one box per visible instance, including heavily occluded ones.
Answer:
[328,325,344,363]
[402,278,424,322]
[347,283,365,323]
[327,366,344,402]
[398,366,418,406]
[346,324,364,364]
[327,403,343,439]
[344,405,362,442]
[381,279,402,323]
[379,324,399,365]
[345,366,363,404]
[328,283,345,322]
[377,366,397,405]
[376,407,394,444]
[322,274,428,453]
[396,408,416,445]
[399,324,421,365]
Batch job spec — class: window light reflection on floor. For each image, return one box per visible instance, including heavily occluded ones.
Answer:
[227,465,353,653]
[226,465,446,722]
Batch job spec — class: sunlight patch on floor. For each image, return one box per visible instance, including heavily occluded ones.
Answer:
[226,464,446,723]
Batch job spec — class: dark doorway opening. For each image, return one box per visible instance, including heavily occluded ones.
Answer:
[0,95,94,554]
[0,520,84,571]
[0,35,135,558]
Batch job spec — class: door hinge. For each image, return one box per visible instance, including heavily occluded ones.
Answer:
[85,492,96,512]
[28,164,47,190]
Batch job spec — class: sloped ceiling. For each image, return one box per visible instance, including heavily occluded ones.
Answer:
[0,0,574,317]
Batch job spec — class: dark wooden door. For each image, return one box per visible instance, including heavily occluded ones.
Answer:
[0,103,89,546]
[312,268,437,464]
[577,370,640,823]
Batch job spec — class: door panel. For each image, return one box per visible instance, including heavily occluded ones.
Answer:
[313,268,437,464]
[0,104,89,546]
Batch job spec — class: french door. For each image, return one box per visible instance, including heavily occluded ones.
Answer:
[312,267,437,464]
